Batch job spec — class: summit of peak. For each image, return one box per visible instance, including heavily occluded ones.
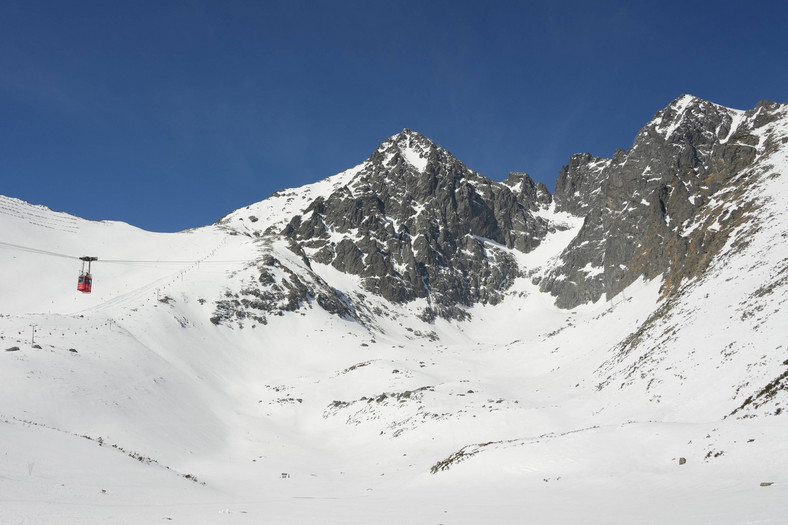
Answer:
[371,129,439,173]
[647,94,736,141]
[388,129,436,149]
[394,128,428,139]
[670,93,702,106]
[660,94,705,119]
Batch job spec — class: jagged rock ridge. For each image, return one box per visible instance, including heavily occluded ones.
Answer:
[216,96,787,322]
[543,95,786,308]
[221,130,555,322]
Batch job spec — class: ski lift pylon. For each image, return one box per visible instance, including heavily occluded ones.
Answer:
[77,256,98,293]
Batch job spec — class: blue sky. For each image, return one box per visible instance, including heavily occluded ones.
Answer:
[2,1,786,232]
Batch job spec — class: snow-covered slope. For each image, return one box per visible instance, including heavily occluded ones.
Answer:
[1,98,787,524]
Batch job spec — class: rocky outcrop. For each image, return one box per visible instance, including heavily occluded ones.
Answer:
[210,249,356,327]
[279,130,553,319]
[218,96,787,319]
[540,95,786,308]
[502,171,552,211]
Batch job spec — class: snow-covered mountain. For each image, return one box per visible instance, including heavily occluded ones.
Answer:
[1,95,786,524]
[217,128,556,323]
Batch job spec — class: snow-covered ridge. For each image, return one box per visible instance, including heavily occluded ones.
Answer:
[0,194,82,234]
[654,93,697,139]
[217,161,368,234]
[389,128,432,172]
[217,130,437,236]
[649,93,744,143]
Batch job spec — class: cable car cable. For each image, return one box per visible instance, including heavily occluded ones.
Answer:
[0,240,248,265]
[0,240,79,260]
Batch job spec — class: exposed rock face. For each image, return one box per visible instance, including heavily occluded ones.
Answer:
[210,245,357,327]
[279,130,553,320]
[217,96,787,321]
[553,153,610,217]
[541,95,785,308]
[502,171,552,211]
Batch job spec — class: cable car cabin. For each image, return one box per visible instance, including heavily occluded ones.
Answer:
[77,273,93,293]
[77,256,97,294]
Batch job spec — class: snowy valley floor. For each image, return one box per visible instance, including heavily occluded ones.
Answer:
[1,275,786,524]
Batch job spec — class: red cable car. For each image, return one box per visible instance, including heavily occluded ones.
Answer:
[77,272,92,293]
[77,256,97,294]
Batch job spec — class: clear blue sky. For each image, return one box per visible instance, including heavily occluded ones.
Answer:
[2,0,786,232]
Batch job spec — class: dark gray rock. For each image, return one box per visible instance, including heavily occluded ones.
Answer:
[211,254,355,327]
[503,171,552,211]
[332,238,365,275]
[280,129,551,320]
[217,96,787,322]
[553,153,610,216]
[542,95,785,308]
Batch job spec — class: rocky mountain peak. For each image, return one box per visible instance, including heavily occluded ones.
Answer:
[273,130,556,320]
[215,96,786,327]
[213,129,560,324]
[373,129,435,174]
[645,94,737,145]
[540,96,787,308]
